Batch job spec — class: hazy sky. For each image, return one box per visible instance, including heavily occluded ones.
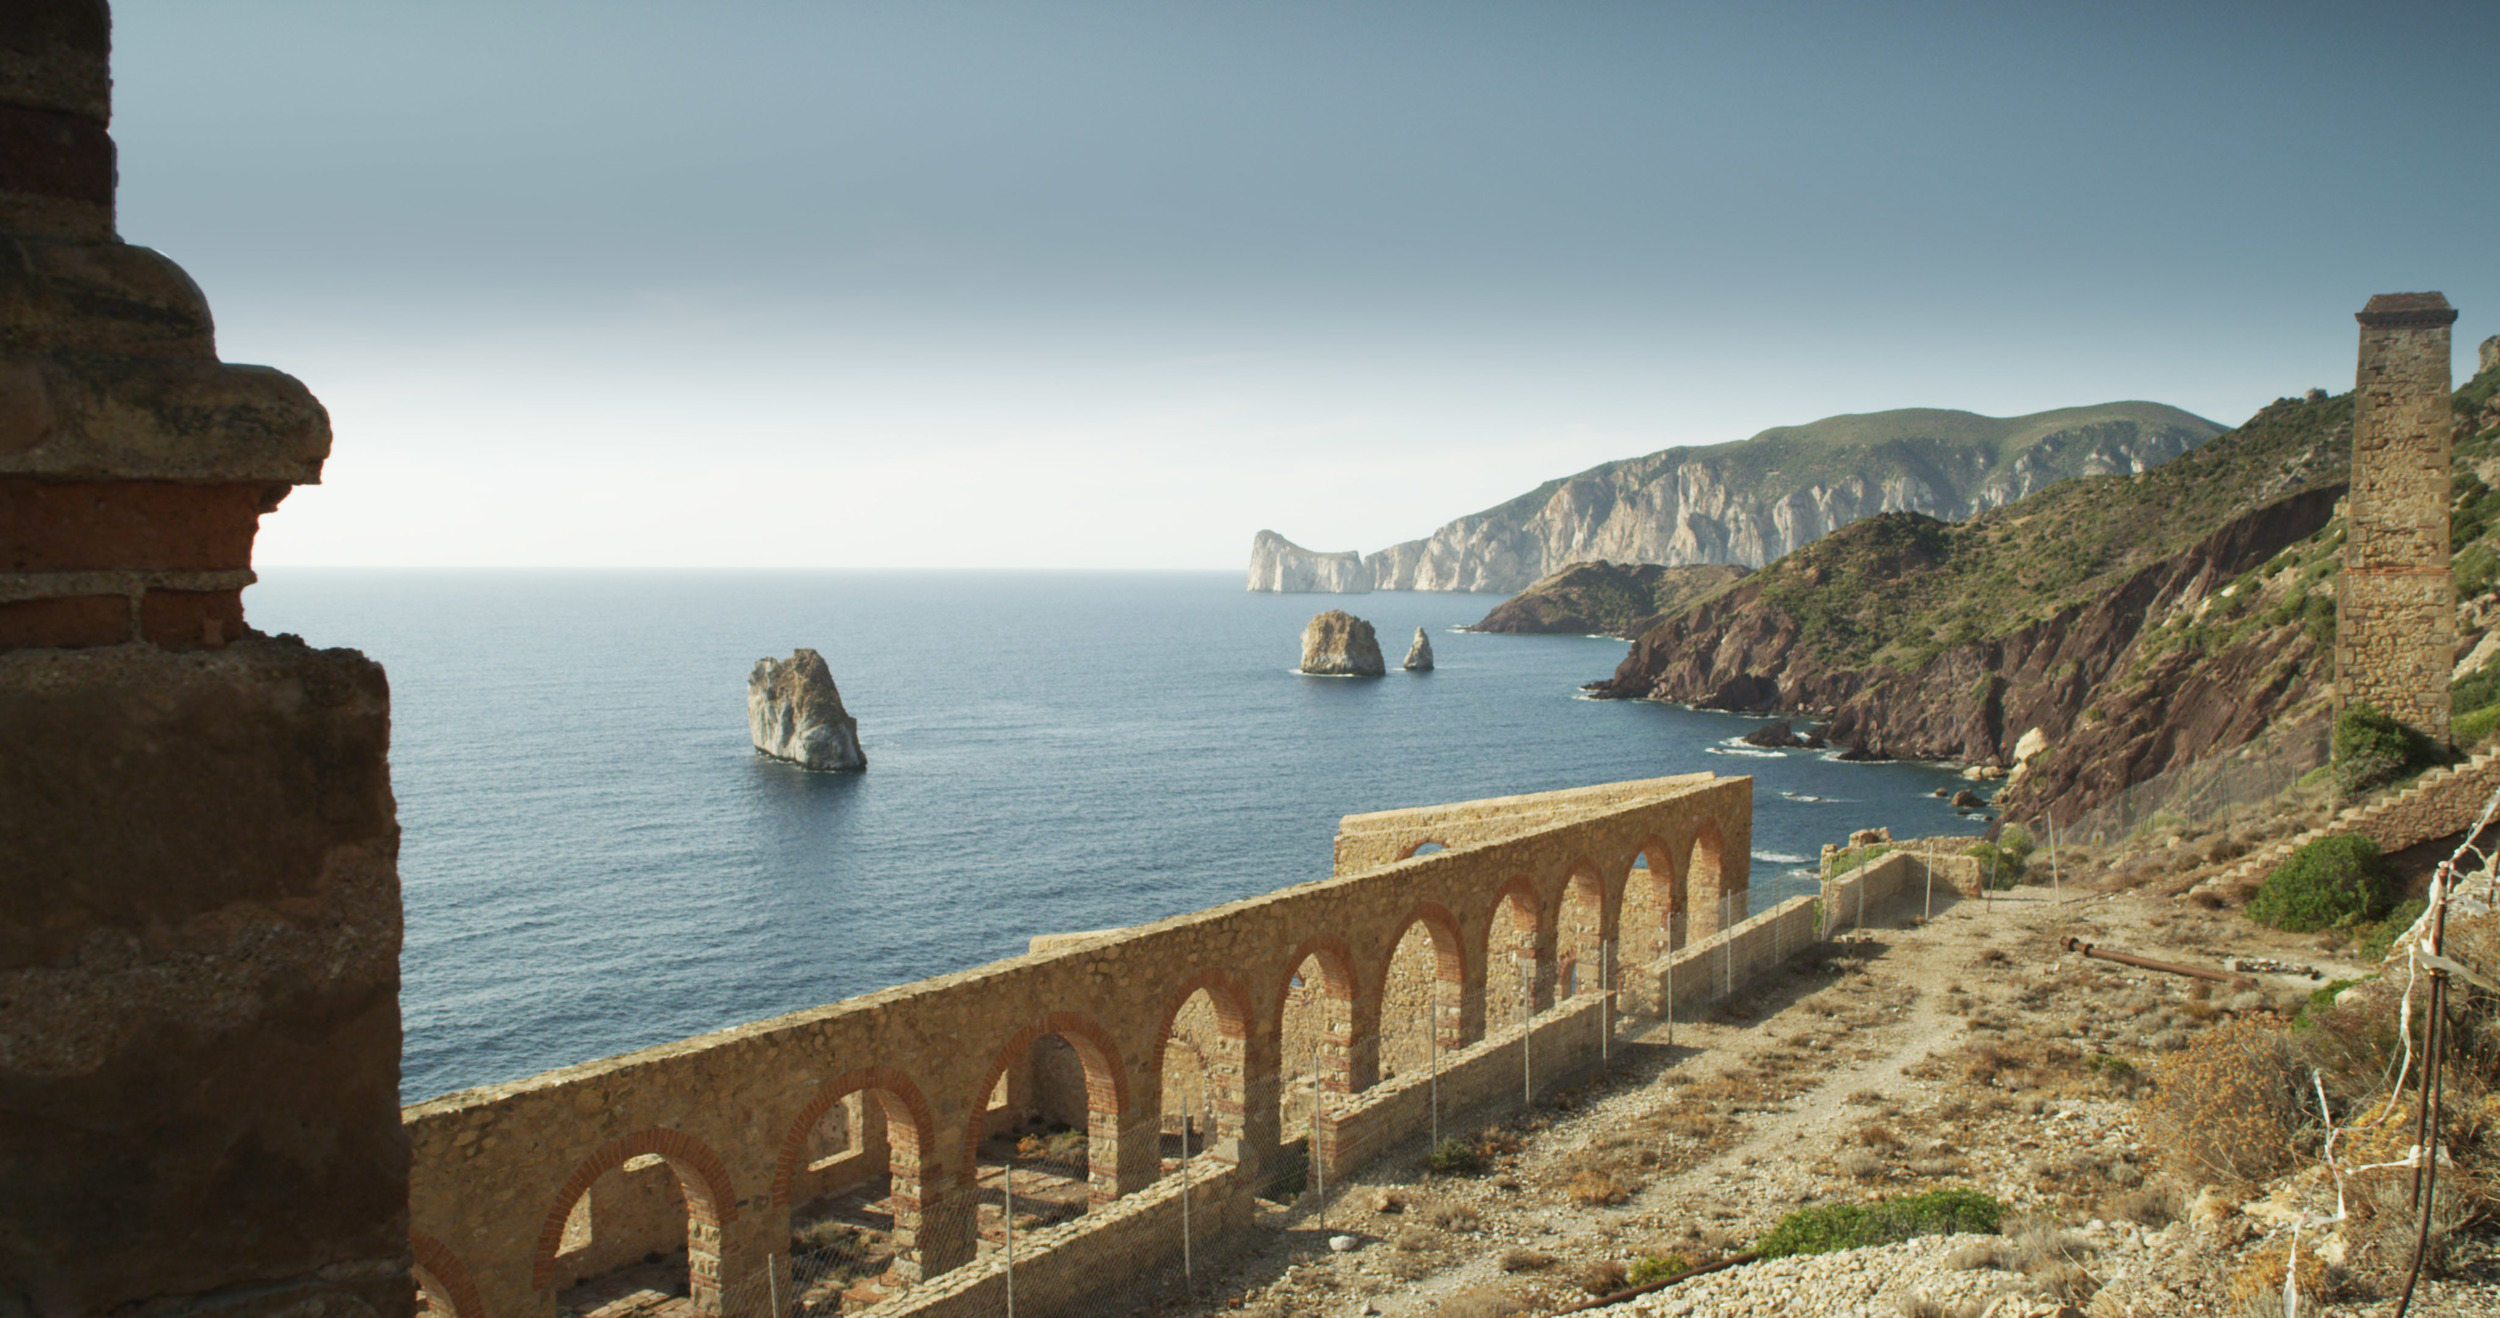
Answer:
[113,1,2498,568]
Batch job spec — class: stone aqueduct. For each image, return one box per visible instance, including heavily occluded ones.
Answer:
[405,774,1752,1318]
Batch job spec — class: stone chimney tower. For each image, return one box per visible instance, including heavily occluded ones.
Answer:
[2,4,410,1314]
[2336,292,2459,743]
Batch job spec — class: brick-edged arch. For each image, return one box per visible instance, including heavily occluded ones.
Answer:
[531,1128,740,1293]
[1555,857,1608,998]
[1275,932,1377,1096]
[1485,873,1549,1020]
[1150,967,1255,1154]
[771,1065,938,1207]
[1375,901,1470,1066]
[958,1011,1132,1201]
[412,1227,484,1318]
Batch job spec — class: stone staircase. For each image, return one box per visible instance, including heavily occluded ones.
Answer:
[2197,745,2500,894]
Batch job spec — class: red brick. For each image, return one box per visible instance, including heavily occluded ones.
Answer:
[1,480,283,573]
[139,588,242,650]
[0,592,126,649]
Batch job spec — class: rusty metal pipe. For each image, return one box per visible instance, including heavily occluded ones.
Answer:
[2060,936,2247,984]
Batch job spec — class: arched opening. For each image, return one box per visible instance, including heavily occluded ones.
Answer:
[1276,940,1363,1146]
[411,1230,481,1318]
[963,1015,1129,1254]
[1619,839,1681,966]
[1689,820,1733,940]
[1555,862,1606,999]
[773,1070,939,1302]
[1396,838,1449,860]
[1375,906,1466,1080]
[1484,880,1542,1029]
[1154,975,1250,1177]
[532,1132,738,1315]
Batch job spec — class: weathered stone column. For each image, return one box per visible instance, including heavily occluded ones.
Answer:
[1236,1022,1284,1185]
[0,5,408,1318]
[2339,292,2459,744]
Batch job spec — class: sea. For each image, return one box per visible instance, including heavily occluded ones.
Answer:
[243,570,1980,1104]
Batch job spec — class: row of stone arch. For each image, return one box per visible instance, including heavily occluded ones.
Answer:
[418,823,1736,1317]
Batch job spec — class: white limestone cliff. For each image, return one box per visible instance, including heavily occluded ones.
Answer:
[748,649,866,771]
[1248,530,1372,592]
[1404,627,1434,671]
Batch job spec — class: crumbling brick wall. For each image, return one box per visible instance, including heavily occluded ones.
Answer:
[0,4,410,1316]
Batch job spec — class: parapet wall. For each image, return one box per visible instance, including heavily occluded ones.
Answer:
[404,773,1754,1318]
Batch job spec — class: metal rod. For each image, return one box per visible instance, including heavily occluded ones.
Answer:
[1428,993,1440,1151]
[1311,1038,1324,1230]
[1520,968,1532,1107]
[2050,815,2061,896]
[1002,1148,1016,1318]
[2059,936,2249,984]
[768,1253,780,1318]
[1924,841,1935,921]
[1180,1097,1193,1290]
[1600,939,1613,1066]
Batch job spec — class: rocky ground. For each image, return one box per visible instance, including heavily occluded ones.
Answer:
[1137,831,2499,1318]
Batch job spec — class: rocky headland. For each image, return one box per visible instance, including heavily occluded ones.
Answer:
[1301,610,1386,676]
[1250,403,2222,594]
[748,648,867,771]
[1469,561,1750,638]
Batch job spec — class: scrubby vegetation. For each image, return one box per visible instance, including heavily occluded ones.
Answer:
[2246,834,2392,932]
[1751,1187,2004,1258]
[2331,702,2446,799]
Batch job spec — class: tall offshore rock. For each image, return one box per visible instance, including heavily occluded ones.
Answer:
[749,649,867,770]
[1299,610,1386,675]
[1404,626,1435,671]
[1247,529,1371,592]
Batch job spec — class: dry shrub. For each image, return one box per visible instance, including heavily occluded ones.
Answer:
[1383,1250,1434,1282]
[1392,1225,1438,1252]
[1576,1259,1629,1295]
[1837,1149,1886,1180]
[2336,1146,2483,1281]
[1846,1088,1887,1107]
[1425,1201,1481,1232]
[1438,1288,1531,1318]
[1497,1247,1553,1272]
[1855,1123,1901,1149]
[2105,1181,2182,1226]
[2225,1243,2341,1316]
[1568,1169,1631,1206]
[2142,1017,2305,1188]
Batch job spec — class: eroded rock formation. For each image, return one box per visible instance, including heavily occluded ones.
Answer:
[1469,561,1750,637]
[1300,610,1385,676]
[749,649,866,770]
[1247,529,1371,592]
[1404,627,1434,671]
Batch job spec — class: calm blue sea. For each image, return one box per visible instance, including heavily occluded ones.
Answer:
[244,570,1977,1103]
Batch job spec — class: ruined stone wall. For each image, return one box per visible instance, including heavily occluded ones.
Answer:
[402,773,1751,1318]
[0,6,410,1316]
[2338,292,2459,741]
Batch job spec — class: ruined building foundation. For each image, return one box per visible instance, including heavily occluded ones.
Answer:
[0,4,412,1315]
[2338,291,2460,744]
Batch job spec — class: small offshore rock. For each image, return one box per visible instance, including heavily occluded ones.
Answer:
[1403,627,1434,671]
[1740,720,1803,748]
[1951,788,1985,809]
[748,648,866,771]
[1301,610,1386,676]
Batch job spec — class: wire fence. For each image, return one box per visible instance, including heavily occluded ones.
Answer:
[2056,717,2330,846]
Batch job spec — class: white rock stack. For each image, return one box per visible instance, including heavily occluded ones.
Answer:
[748,648,866,771]
[1404,627,1434,671]
[1247,529,1372,592]
[1299,610,1386,676]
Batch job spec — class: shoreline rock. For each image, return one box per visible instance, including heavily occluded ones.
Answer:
[748,649,866,771]
[1403,628,1434,671]
[1300,611,1386,676]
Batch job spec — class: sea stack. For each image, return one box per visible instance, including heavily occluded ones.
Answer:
[1404,627,1435,671]
[1300,610,1386,676]
[748,649,867,771]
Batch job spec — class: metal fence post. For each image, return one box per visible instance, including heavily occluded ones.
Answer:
[1181,1097,1193,1291]
[1721,894,1732,999]
[1924,841,1935,922]
[1600,938,1613,1066]
[1520,973,1532,1108]
[767,1254,780,1318]
[1003,1152,1016,1318]
[1429,991,1441,1152]
[1311,1038,1324,1230]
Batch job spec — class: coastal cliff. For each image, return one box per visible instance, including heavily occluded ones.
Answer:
[1592,392,2354,816]
[1247,530,1371,592]
[1469,561,1749,637]
[1252,402,2222,593]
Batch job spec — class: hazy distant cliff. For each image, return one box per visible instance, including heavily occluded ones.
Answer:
[1250,403,2223,593]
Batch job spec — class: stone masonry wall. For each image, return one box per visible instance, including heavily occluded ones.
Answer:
[0,6,411,1318]
[401,773,1753,1318]
[2338,292,2459,741]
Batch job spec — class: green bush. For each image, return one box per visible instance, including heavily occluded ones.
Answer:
[1753,1188,2003,1258]
[2247,835,2391,932]
[2332,703,2438,798]
[1824,844,1892,878]
[2352,898,2426,963]
[1627,1254,1692,1285]
[1427,1136,1485,1175]
[2293,978,2364,1031]
[1997,822,2035,861]
[1964,841,2023,889]
[2455,703,2500,749]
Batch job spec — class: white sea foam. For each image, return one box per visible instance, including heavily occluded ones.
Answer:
[1754,851,1810,864]
[1706,745,1783,759]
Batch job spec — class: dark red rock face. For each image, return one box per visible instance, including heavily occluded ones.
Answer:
[1597,487,2344,818]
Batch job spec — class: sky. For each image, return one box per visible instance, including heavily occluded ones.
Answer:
[111,0,2500,569]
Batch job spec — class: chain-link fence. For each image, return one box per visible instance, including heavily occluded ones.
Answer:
[2057,717,2330,846]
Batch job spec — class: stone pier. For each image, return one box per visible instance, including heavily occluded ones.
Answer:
[2337,291,2460,744]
